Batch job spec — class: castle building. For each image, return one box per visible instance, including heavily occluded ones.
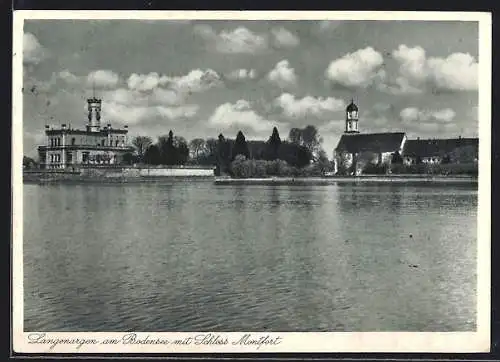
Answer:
[37,97,135,169]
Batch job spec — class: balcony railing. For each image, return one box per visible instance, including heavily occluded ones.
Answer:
[38,145,134,151]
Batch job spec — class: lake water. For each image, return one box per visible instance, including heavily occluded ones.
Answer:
[23,181,477,332]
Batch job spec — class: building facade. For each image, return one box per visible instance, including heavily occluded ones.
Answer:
[334,101,407,174]
[38,97,135,169]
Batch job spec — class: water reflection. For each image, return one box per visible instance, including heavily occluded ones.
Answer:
[24,182,477,332]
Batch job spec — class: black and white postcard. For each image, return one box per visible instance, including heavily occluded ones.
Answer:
[12,10,492,354]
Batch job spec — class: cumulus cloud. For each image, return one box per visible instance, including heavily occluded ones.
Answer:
[23,32,49,65]
[225,68,257,81]
[208,99,284,134]
[268,60,297,88]
[427,52,478,91]
[87,70,120,88]
[156,104,199,119]
[383,45,478,94]
[104,103,199,125]
[400,107,456,124]
[161,68,222,93]
[325,47,386,88]
[194,25,268,54]
[102,87,182,107]
[127,72,163,92]
[274,93,345,118]
[272,27,300,48]
[58,70,81,85]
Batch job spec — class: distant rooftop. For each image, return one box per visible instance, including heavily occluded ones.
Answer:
[402,138,478,157]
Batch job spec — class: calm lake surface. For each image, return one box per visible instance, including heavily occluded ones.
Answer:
[23,181,477,332]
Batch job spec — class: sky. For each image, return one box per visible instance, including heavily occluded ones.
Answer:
[22,19,479,158]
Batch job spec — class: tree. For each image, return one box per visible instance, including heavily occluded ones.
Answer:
[266,127,282,160]
[391,150,403,164]
[132,136,152,161]
[216,133,231,174]
[122,152,135,165]
[296,145,312,168]
[277,141,312,168]
[143,144,162,165]
[158,130,176,165]
[288,128,302,145]
[174,136,190,165]
[23,156,37,169]
[351,151,376,175]
[336,151,352,175]
[301,125,323,160]
[232,130,250,159]
[287,125,323,161]
[189,138,207,160]
[316,149,331,172]
[206,138,218,157]
[195,137,217,166]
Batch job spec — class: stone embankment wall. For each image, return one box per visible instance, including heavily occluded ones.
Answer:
[24,166,215,183]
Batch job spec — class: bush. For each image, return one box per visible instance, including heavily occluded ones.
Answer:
[228,157,328,178]
[362,163,388,175]
[390,163,477,176]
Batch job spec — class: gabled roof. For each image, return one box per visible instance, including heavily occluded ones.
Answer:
[402,138,478,157]
[335,132,406,154]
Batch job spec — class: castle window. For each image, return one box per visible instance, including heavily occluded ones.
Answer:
[71,138,75,145]
[115,140,119,147]
[102,140,105,146]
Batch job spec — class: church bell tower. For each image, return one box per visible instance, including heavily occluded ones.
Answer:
[345,99,359,134]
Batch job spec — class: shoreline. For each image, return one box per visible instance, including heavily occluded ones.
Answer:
[23,174,478,185]
[214,175,478,185]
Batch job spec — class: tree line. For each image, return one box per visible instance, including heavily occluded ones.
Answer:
[127,125,334,177]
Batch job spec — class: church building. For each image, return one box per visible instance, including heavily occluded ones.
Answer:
[37,97,135,169]
[334,100,407,175]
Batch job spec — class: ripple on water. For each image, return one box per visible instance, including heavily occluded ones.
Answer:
[23,183,477,332]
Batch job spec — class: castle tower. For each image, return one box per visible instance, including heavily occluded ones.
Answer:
[87,97,102,132]
[345,99,359,134]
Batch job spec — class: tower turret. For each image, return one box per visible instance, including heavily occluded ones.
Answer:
[87,97,102,132]
[345,99,359,134]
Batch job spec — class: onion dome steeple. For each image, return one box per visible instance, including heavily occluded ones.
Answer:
[345,99,360,134]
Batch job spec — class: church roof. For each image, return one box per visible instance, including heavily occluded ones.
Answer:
[402,138,478,157]
[335,132,406,154]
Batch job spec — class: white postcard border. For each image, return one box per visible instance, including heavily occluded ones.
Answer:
[12,10,492,354]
